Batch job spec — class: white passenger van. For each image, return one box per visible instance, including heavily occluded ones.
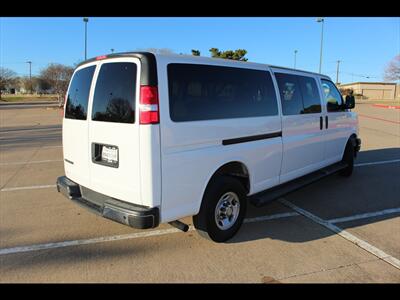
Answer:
[57,52,361,242]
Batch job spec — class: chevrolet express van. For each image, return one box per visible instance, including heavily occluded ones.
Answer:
[57,52,361,242]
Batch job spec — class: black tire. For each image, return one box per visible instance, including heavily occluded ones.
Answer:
[193,176,247,243]
[340,140,355,177]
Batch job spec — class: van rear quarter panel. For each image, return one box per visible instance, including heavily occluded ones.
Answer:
[156,55,283,223]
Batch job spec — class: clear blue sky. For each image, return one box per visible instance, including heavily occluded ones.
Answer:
[1,17,399,84]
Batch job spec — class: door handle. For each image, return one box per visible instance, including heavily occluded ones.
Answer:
[325,116,328,129]
[320,116,323,130]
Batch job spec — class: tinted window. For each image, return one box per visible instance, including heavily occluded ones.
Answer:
[321,79,344,112]
[298,76,321,113]
[65,66,95,120]
[275,73,304,115]
[168,64,278,122]
[92,62,136,123]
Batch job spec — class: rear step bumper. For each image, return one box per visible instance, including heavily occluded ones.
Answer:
[56,176,159,229]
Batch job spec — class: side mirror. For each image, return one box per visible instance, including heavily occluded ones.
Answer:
[345,97,355,109]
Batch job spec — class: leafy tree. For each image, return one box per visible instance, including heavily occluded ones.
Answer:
[191,49,201,56]
[209,48,248,61]
[39,63,74,104]
[384,54,400,82]
[0,67,17,99]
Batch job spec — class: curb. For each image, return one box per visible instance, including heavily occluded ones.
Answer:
[0,101,59,106]
[372,104,400,110]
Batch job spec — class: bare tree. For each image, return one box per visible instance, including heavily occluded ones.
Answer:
[39,63,74,105]
[0,67,17,99]
[384,55,400,82]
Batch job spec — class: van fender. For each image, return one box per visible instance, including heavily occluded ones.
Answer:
[194,158,252,216]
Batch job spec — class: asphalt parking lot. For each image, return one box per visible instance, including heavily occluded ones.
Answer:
[0,103,399,283]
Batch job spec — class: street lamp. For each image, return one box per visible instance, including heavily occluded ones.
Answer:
[316,17,325,73]
[294,50,298,69]
[26,61,32,94]
[83,17,89,60]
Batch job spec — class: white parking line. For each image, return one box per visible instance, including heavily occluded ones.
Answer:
[327,208,400,224]
[355,159,400,167]
[244,212,299,223]
[0,212,298,256]
[0,159,62,166]
[41,145,62,149]
[0,184,56,192]
[278,198,400,270]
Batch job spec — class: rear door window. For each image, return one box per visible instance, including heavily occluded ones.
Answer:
[298,76,321,113]
[168,64,278,122]
[275,73,304,115]
[92,62,137,123]
[65,66,96,120]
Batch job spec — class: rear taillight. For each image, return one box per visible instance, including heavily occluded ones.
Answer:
[139,85,159,124]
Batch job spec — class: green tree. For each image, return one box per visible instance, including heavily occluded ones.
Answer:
[191,49,201,56]
[209,48,248,61]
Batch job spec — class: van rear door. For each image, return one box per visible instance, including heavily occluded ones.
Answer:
[88,58,142,205]
[63,63,97,188]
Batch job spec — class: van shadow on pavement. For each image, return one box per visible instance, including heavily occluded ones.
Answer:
[229,147,400,244]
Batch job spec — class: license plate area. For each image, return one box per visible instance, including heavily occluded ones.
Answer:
[92,143,119,168]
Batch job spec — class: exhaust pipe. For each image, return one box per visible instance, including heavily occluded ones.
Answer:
[168,220,189,232]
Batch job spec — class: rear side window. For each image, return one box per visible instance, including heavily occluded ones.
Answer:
[275,73,304,115]
[92,62,137,123]
[168,64,278,122]
[65,66,95,120]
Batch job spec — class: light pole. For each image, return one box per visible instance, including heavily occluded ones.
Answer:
[294,50,298,69]
[316,17,325,73]
[26,61,32,94]
[336,60,341,84]
[83,17,89,60]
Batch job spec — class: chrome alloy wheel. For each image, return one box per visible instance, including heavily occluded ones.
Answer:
[214,192,240,230]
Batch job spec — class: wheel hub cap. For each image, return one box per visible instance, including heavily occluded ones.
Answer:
[215,192,240,230]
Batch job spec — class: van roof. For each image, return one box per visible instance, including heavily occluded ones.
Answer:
[77,51,332,81]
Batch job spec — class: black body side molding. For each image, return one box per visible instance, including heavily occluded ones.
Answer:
[222,132,282,146]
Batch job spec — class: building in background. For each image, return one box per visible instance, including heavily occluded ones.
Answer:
[338,82,399,101]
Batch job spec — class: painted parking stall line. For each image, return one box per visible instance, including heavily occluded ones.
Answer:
[0,184,56,192]
[354,159,400,167]
[0,212,299,256]
[0,159,63,166]
[327,208,400,224]
[278,198,400,270]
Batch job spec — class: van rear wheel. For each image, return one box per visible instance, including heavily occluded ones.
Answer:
[193,176,247,243]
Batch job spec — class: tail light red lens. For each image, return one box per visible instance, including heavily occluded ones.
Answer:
[139,85,159,124]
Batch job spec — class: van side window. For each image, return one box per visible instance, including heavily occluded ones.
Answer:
[298,76,321,113]
[275,73,304,115]
[92,63,137,123]
[168,64,278,122]
[321,79,344,112]
[65,66,96,120]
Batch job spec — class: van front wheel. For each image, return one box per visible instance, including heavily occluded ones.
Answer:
[193,176,247,243]
[340,140,355,177]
